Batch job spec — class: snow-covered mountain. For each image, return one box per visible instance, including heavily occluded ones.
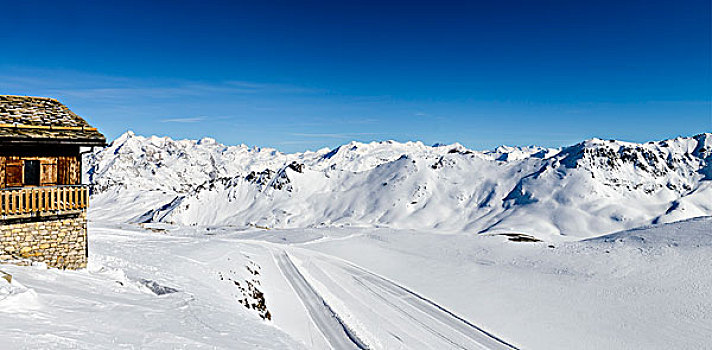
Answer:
[6,132,710,349]
[85,132,712,240]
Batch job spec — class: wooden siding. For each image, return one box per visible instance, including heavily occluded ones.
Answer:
[0,155,80,188]
[5,157,22,187]
[40,158,58,186]
[57,156,81,185]
[0,145,82,189]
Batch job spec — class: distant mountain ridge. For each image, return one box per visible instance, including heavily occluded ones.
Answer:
[85,132,712,240]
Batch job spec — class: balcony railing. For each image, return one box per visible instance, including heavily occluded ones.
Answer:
[0,185,89,218]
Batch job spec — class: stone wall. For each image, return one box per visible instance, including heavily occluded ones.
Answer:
[0,212,87,269]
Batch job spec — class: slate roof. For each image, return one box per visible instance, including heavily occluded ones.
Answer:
[0,95,106,146]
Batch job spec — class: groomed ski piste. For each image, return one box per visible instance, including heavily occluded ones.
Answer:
[0,133,710,349]
[272,247,517,350]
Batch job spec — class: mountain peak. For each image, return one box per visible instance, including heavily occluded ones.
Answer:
[85,132,711,238]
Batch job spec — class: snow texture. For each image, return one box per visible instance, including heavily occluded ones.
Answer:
[0,217,709,349]
[0,132,708,349]
[86,132,712,240]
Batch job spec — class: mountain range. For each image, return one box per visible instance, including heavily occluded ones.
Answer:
[85,132,712,240]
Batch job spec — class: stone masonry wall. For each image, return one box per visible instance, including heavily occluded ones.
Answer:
[0,212,87,269]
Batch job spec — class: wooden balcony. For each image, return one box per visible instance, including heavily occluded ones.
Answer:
[0,185,89,219]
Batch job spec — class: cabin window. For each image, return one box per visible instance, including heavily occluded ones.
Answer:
[23,160,40,186]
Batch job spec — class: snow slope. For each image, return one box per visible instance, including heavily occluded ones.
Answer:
[0,224,304,349]
[275,217,712,349]
[86,132,712,239]
[1,217,709,349]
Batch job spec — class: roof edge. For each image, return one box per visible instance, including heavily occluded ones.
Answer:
[0,95,61,103]
[0,138,107,146]
[0,123,99,131]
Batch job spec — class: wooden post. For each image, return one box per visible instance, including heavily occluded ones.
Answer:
[17,189,23,214]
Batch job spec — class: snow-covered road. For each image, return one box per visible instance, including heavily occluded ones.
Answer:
[274,251,368,349]
[274,248,517,349]
[267,244,518,350]
[337,261,518,350]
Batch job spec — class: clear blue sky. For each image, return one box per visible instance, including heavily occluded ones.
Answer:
[1,0,710,152]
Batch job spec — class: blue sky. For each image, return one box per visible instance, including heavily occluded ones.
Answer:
[0,0,710,152]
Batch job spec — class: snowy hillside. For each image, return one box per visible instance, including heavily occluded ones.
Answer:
[2,214,710,349]
[85,132,712,240]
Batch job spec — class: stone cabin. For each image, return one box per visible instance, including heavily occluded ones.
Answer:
[0,95,106,269]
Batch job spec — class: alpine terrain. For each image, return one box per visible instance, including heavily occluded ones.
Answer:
[88,132,712,240]
[0,132,710,349]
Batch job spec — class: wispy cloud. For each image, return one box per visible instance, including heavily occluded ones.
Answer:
[160,117,206,123]
[277,140,326,145]
[0,66,321,101]
[290,132,383,139]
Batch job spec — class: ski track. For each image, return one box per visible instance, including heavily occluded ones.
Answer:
[274,251,369,350]
[272,243,518,350]
[339,263,519,350]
